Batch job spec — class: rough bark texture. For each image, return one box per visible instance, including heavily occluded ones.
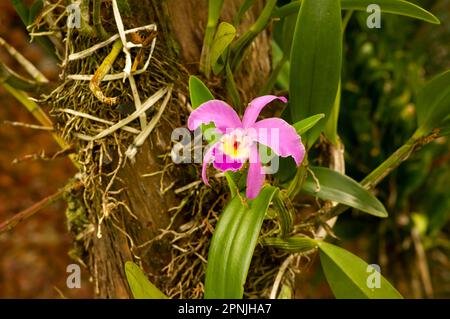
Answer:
[81,0,272,298]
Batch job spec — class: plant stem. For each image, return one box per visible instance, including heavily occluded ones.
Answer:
[360,136,417,189]
[287,157,309,199]
[0,182,82,234]
[321,134,437,221]
[93,0,109,40]
[231,0,277,70]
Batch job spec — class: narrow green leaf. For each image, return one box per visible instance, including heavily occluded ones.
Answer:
[204,186,278,299]
[189,75,215,109]
[289,0,342,147]
[11,0,29,25]
[234,0,256,25]
[342,0,440,24]
[292,114,325,136]
[324,81,341,145]
[318,242,403,299]
[210,22,236,75]
[263,236,318,253]
[303,167,388,218]
[274,0,440,25]
[415,70,450,137]
[124,261,168,299]
[280,12,297,57]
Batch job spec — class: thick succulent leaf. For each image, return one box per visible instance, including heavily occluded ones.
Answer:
[303,167,388,218]
[125,262,168,299]
[274,0,440,25]
[289,0,342,147]
[415,70,450,136]
[319,242,403,299]
[204,186,278,298]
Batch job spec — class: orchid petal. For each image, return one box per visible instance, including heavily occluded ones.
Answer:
[246,145,265,199]
[202,142,219,186]
[251,118,305,165]
[242,95,287,128]
[188,100,242,133]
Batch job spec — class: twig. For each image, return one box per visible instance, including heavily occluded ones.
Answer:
[0,182,82,234]
[321,132,439,222]
[0,36,48,83]
[3,120,54,131]
[2,84,79,168]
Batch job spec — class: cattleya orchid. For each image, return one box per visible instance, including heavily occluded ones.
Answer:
[188,95,305,199]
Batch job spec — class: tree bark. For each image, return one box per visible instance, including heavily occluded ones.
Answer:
[65,0,272,298]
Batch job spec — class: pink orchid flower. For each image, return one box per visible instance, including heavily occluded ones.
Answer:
[188,95,305,199]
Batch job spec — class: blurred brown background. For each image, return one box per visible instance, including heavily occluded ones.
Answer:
[0,0,92,298]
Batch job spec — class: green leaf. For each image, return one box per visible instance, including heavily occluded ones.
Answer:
[324,81,341,145]
[303,167,388,218]
[415,70,450,137]
[318,242,403,299]
[204,186,278,299]
[280,12,297,58]
[438,116,450,136]
[11,0,30,25]
[292,114,325,136]
[289,0,342,147]
[342,0,440,24]
[263,236,318,253]
[124,261,169,299]
[210,22,236,75]
[189,75,215,109]
[274,0,440,25]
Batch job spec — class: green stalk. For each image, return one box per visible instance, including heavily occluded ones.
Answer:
[200,0,225,77]
[287,157,309,199]
[231,0,277,70]
[321,135,434,221]
[93,0,109,39]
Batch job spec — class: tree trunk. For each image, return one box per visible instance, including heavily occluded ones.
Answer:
[58,0,272,298]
